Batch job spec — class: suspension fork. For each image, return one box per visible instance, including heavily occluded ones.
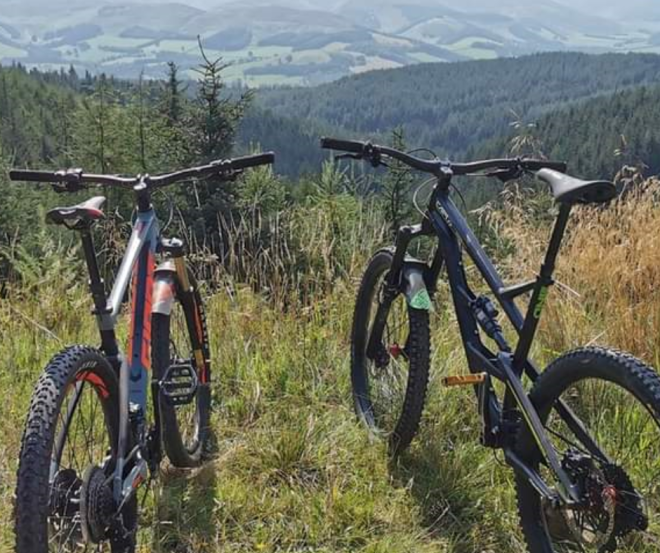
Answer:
[156,239,210,382]
[365,223,429,360]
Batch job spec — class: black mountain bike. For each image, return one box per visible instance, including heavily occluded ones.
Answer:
[322,137,660,553]
[10,152,274,552]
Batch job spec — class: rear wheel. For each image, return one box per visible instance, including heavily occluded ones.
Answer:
[515,347,660,553]
[350,249,431,455]
[152,275,211,468]
[14,345,134,552]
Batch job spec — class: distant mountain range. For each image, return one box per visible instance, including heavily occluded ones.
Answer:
[2,0,660,85]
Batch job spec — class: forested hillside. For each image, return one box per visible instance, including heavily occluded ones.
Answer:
[254,52,660,168]
[7,52,660,187]
[0,60,256,261]
[237,106,329,176]
[472,84,660,179]
[0,66,79,166]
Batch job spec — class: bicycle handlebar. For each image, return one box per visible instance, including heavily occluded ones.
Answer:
[9,152,276,190]
[320,137,567,177]
[147,152,275,188]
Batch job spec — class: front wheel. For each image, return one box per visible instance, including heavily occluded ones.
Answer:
[14,345,134,552]
[350,248,431,456]
[515,347,660,553]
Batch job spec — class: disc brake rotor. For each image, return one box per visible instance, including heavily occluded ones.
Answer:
[553,450,648,552]
[50,468,81,519]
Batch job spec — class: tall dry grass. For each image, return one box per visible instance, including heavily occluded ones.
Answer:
[483,178,660,365]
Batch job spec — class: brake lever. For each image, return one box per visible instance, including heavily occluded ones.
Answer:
[334,148,383,168]
[216,168,243,181]
[486,166,523,183]
[51,168,85,193]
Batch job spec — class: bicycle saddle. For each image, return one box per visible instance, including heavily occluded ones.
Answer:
[536,169,616,205]
[46,196,107,227]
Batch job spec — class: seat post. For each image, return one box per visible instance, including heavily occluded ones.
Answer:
[512,202,572,371]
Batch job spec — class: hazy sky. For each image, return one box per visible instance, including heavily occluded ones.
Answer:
[171,0,648,19]
[4,0,651,22]
[95,0,619,8]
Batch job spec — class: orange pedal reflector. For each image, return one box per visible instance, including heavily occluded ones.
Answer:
[442,373,487,387]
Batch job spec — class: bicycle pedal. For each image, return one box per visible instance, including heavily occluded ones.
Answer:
[442,373,487,387]
[160,362,198,406]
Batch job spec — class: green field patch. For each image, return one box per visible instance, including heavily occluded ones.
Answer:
[186,61,304,86]
[154,39,202,53]
[408,51,443,63]
[104,56,143,67]
[404,17,464,38]
[215,46,291,65]
[373,33,411,48]
[242,45,292,58]
[537,27,565,41]
[627,45,660,54]
[142,40,196,55]
[323,42,350,53]
[565,32,620,47]
[0,43,26,59]
[86,35,148,49]
[350,56,402,74]
[241,73,305,86]
[291,50,331,64]
[456,47,498,60]
[450,36,501,50]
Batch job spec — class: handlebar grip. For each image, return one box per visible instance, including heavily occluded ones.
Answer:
[9,170,60,183]
[229,152,275,170]
[320,137,365,154]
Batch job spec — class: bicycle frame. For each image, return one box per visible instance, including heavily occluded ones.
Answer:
[76,183,174,503]
[382,175,610,507]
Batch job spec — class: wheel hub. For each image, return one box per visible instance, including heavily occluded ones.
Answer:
[373,344,391,369]
[50,468,81,519]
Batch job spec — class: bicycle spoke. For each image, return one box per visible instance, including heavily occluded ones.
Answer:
[45,375,113,552]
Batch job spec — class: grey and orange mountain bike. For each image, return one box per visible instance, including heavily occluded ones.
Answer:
[322,137,660,552]
[10,152,274,552]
